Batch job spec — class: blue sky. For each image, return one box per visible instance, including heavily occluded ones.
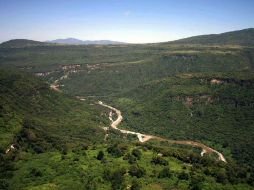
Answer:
[0,0,254,43]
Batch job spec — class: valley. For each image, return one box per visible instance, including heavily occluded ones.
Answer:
[0,28,254,189]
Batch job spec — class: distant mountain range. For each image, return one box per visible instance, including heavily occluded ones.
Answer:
[46,38,126,45]
[1,28,254,48]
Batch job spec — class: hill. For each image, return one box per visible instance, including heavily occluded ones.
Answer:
[170,28,254,46]
[47,38,126,45]
[0,39,48,48]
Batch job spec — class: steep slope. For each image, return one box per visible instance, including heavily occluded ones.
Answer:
[170,28,254,46]
[0,68,106,153]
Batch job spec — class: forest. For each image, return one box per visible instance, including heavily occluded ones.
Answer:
[0,28,254,189]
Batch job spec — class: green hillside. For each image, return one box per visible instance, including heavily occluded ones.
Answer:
[0,39,49,48]
[112,72,254,167]
[0,38,253,95]
[170,28,254,46]
[1,29,254,189]
[0,69,253,190]
[0,68,107,151]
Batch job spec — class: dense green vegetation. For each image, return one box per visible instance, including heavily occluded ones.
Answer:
[1,39,253,95]
[0,68,106,152]
[170,28,254,46]
[2,140,254,190]
[1,29,254,189]
[1,69,253,190]
[112,72,254,167]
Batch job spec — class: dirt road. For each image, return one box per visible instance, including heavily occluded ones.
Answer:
[99,101,153,143]
[98,101,227,163]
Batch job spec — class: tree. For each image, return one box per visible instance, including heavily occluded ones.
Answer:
[131,179,142,190]
[247,172,254,186]
[216,170,228,184]
[129,165,146,178]
[178,171,189,180]
[85,175,97,190]
[158,167,172,178]
[30,168,42,177]
[107,144,127,158]
[123,153,137,164]
[190,173,204,190]
[97,150,104,160]
[104,167,127,190]
[111,168,126,190]
[132,149,142,160]
[151,156,168,166]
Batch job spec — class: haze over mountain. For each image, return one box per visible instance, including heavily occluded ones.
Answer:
[46,38,127,45]
[1,28,254,48]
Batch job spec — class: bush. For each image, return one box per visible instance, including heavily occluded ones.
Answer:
[107,144,127,158]
[158,167,172,178]
[123,153,137,164]
[129,165,146,178]
[111,168,126,190]
[0,179,8,189]
[104,167,127,190]
[132,149,142,160]
[97,150,104,160]
[178,171,189,180]
[131,179,142,190]
[215,170,228,184]
[151,156,168,166]
[31,144,44,153]
[85,176,97,190]
[190,173,205,190]
[30,168,42,177]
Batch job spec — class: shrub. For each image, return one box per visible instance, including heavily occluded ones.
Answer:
[151,156,168,166]
[97,150,104,160]
[178,171,189,180]
[132,149,142,160]
[30,168,42,177]
[190,173,205,190]
[107,144,127,158]
[123,153,137,164]
[104,167,127,189]
[131,179,142,190]
[158,167,172,178]
[215,170,228,184]
[111,168,127,190]
[129,165,146,178]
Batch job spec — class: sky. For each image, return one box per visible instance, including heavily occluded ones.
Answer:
[0,0,254,43]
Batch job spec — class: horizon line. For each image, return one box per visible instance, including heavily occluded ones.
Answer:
[1,27,253,44]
